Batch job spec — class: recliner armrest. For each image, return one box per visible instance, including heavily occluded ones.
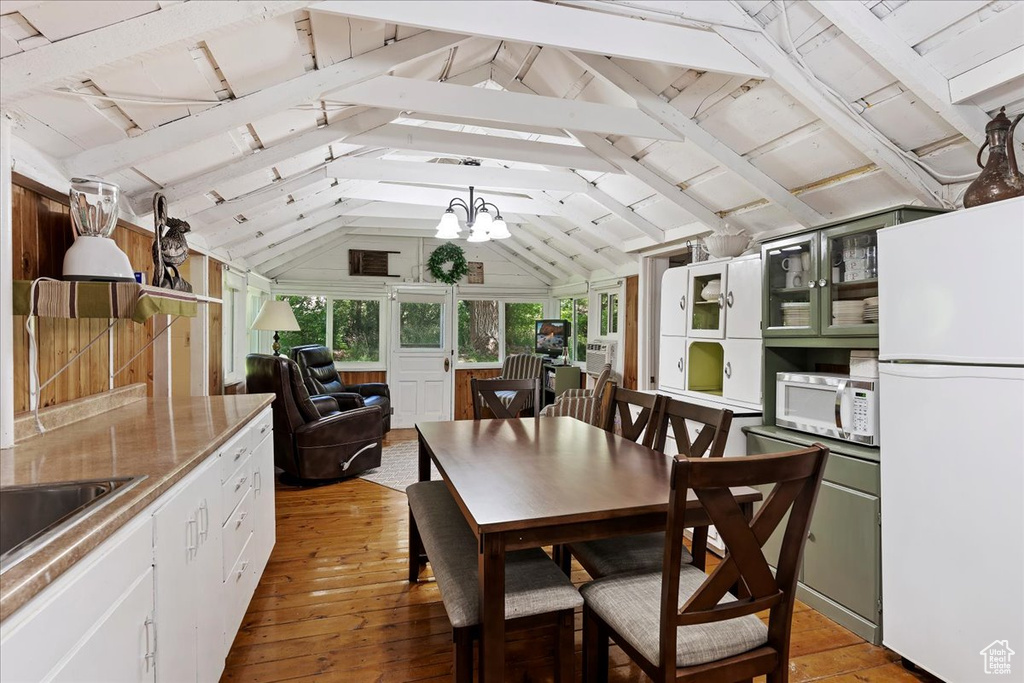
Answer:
[349,382,390,399]
[294,406,383,447]
[310,395,340,416]
[317,391,366,411]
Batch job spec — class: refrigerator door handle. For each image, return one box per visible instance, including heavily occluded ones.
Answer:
[834,378,848,439]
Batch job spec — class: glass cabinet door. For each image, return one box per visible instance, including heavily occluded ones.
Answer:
[819,215,893,337]
[687,262,727,339]
[762,233,819,337]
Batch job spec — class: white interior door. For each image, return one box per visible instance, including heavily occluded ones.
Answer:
[390,290,453,428]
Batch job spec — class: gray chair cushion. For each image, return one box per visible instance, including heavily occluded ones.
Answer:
[570,533,693,578]
[407,481,582,629]
[580,566,768,668]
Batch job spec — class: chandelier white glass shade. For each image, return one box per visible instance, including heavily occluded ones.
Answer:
[434,185,510,242]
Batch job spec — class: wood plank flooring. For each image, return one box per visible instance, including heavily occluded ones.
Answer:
[222,429,937,682]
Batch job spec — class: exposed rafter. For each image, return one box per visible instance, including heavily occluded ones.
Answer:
[309,0,763,76]
[568,51,826,227]
[230,199,371,259]
[331,76,681,141]
[263,230,360,278]
[809,0,990,146]
[483,241,559,285]
[583,185,664,242]
[324,157,590,193]
[522,215,624,273]
[345,123,618,173]
[712,14,945,207]
[0,1,312,105]
[949,47,1024,104]
[248,215,362,266]
[66,31,472,176]
[133,108,397,215]
[508,229,591,279]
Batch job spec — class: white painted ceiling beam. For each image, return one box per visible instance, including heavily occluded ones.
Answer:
[507,229,592,279]
[230,199,371,259]
[191,168,330,225]
[949,47,1024,104]
[712,19,945,207]
[500,237,574,279]
[523,215,624,272]
[582,186,665,242]
[809,0,990,146]
[309,0,764,76]
[569,51,826,226]
[483,241,559,285]
[405,112,571,139]
[331,76,681,141]
[345,123,619,173]
[263,230,359,278]
[128,107,397,214]
[66,31,472,175]
[247,215,362,266]
[527,192,640,254]
[324,157,590,193]
[0,1,312,105]
[329,183,559,217]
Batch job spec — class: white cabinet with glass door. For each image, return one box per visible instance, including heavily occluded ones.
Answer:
[660,266,689,337]
[686,261,727,339]
[390,290,453,428]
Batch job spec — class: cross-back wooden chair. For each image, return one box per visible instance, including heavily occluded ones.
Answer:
[598,385,667,446]
[581,444,829,683]
[471,377,541,420]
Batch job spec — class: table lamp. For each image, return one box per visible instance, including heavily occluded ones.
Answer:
[251,300,300,356]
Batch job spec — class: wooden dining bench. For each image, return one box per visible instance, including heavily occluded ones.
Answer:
[407,481,581,682]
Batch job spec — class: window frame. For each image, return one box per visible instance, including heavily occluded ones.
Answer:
[558,295,589,366]
[454,296,550,368]
[274,292,388,371]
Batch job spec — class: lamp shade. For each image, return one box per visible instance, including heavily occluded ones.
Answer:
[251,300,300,331]
[489,218,511,239]
[434,211,461,239]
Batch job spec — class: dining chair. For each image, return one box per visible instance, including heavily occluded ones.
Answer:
[471,377,542,419]
[566,396,733,577]
[581,444,829,683]
[539,363,613,426]
[598,386,667,446]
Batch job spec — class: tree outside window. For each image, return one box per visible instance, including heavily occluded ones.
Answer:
[332,299,380,362]
[400,302,443,348]
[599,292,619,336]
[276,295,326,357]
[505,302,544,356]
[559,297,588,362]
[458,300,499,363]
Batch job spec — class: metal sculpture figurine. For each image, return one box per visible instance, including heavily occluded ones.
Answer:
[152,193,193,292]
[964,107,1024,208]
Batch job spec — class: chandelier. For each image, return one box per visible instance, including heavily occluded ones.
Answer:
[434,185,511,242]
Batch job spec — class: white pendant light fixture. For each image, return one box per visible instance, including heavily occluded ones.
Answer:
[434,183,507,243]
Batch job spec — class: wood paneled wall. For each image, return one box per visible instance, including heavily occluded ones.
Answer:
[10,177,224,411]
[623,275,638,390]
[340,371,387,386]
[208,259,223,396]
[453,367,502,420]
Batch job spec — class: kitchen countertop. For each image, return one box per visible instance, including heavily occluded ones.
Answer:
[0,394,274,622]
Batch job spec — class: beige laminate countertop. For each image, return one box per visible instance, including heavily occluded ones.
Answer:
[0,394,274,622]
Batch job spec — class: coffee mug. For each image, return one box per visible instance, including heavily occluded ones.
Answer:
[786,271,805,288]
[844,257,868,271]
[781,256,804,272]
[844,246,867,260]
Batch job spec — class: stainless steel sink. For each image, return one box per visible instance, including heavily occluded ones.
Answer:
[0,476,145,571]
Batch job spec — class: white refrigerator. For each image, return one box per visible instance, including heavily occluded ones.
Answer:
[877,197,1024,682]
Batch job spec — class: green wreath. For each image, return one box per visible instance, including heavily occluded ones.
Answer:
[427,242,468,285]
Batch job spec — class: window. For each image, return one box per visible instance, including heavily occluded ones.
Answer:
[331,299,380,362]
[247,289,267,354]
[223,285,236,377]
[458,300,499,363]
[399,302,443,348]
[599,292,619,336]
[504,302,544,356]
[277,295,326,357]
[559,297,588,363]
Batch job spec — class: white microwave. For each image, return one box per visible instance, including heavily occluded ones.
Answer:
[776,372,880,446]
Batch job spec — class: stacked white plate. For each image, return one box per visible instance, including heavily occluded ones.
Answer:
[833,299,866,325]
[781,301,810,327]
[864,296,879,323]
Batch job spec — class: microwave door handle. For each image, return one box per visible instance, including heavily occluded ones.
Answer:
[834,378,848,439]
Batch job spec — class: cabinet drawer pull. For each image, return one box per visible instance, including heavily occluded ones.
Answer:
[254,469,262,493]
[236,560,250,582]
[818,278,827,288]
[677,358,684,372]
[808,281,816,289]
[235,511,248,529]
[724,362,732,379]
[233,446,247,462]
[679,295,686,310]
[260,423,269,435]
[199,499,209,541]
[726,291,734,308]
[144,616,155,671]
[234,475,248,492]
[186,518,198,559]
[717,293,725,310]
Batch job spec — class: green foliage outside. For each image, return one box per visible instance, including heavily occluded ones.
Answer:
[559,297,588,362]
[505,302,544,356]
[332,299,380,362]
[276,295,326,357]
[458,300,499,363]
[400,302,442,348]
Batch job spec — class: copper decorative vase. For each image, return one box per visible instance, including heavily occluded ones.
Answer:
[964,107,1023,208]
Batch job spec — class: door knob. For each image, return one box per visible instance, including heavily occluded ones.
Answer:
[444,358,450,372]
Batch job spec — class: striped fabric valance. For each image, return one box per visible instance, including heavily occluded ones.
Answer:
[13,280,198,323]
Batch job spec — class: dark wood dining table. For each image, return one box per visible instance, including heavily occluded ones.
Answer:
[415,416,763,682]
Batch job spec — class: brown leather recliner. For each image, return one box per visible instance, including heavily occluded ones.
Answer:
[246,354,383,481]
[290,344,391,433]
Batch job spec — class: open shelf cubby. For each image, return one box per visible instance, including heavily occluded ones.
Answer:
[687,341,724,395]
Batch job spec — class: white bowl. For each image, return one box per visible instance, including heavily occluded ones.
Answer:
[703,233,751,258]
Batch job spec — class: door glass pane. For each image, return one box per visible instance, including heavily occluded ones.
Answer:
[277,295,326,357]
[458,300,499,362]
[332,299,380,362]
[765,242,812,330]
[505,302,544,356]
[400,302,443,349]
[827,231,878,329]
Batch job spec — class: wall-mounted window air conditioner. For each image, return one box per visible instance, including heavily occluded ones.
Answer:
[586,338,617,377]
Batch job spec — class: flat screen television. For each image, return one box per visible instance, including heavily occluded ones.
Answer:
[535,319,570,359]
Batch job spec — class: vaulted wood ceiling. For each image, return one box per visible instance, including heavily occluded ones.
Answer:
[2,0,1021,282]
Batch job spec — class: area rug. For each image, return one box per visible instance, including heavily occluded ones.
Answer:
[358,440,439,493]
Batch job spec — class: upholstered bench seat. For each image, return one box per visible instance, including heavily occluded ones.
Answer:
[580,565,768,668]
[407,481,582,628]
[570,533,693,579]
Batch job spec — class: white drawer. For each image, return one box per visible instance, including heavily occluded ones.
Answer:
[223,535,259,640]
[248,408,273,452]
[222,488,254,581]
[219,428,251,484]
[221,456,252,525]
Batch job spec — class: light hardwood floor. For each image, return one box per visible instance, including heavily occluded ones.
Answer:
[221,428,937,682]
